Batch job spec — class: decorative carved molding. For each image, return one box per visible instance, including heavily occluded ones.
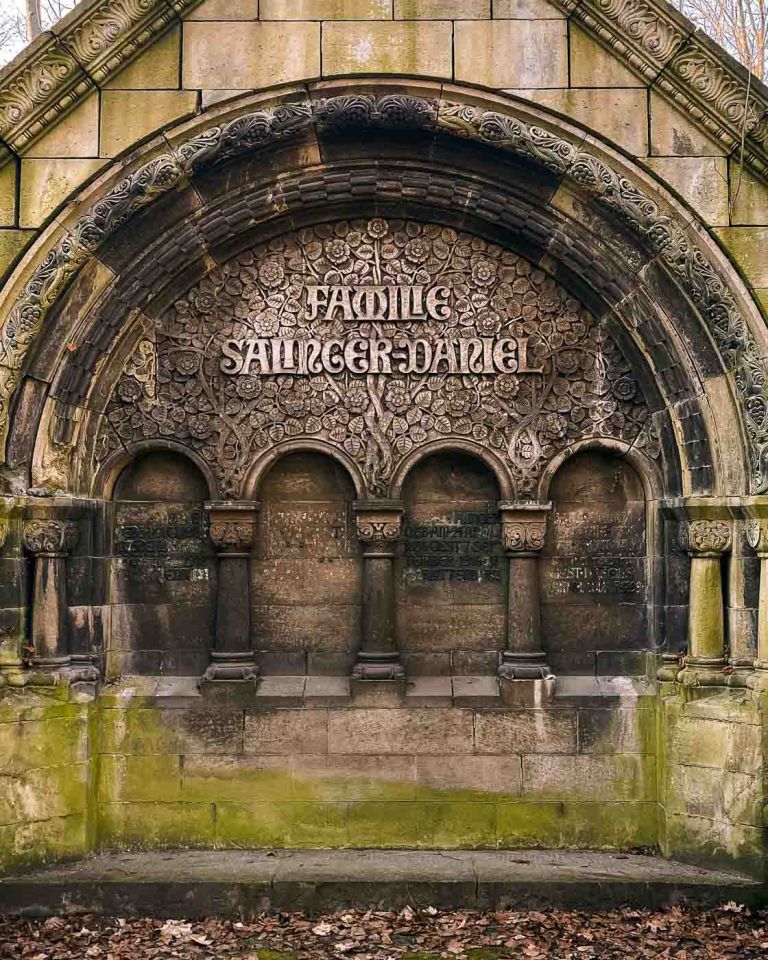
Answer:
[0,93,765,493]
[502,520,547,553]
[0,0,205,153]
[552,0,768,177]
[22,518,77,555]
[96,218,656,499]
[356,518,402,545]
[679,519,732,555]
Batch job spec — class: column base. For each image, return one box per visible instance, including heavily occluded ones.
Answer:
[497,651,553,680]
[677,657,727,687]
[726,658,754,688]
[351,651,405,681]
[656,652,681,682]
[747,663,768,692]
[66,656,100,684]
[201,652,260,685]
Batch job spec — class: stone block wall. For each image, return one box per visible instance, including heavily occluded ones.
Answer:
[0,0,766,317]
[0,692,91,871]
[93,681,658,852]
[660,690,766,878]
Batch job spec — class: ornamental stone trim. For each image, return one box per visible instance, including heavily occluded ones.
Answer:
[0,0,206,153]
[502,520,547,554]
[1,90,766,492]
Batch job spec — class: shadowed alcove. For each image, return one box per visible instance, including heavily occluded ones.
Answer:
[107,449,215,677]
[542,449,649,675]
[397,451,505,675]
[253,451,362,675]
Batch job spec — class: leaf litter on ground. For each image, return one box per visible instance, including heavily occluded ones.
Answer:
[1,904,767,959]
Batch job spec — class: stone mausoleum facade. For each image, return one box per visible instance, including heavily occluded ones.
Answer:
[0,0,767,878]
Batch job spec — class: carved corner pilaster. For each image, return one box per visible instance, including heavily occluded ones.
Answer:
[678,519,732,557]
[499,501,551,554]
[353,501,404,556]
[22,519,78,556]
[205,501,260,554]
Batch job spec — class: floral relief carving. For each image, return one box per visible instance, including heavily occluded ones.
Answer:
[356,519,402,544]
[97,218,657,499]
[679,519,732,555]
[0,93,765,496]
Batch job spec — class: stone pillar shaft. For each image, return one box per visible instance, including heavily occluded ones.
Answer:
[678,518,731,686]
[497,502,552,680]
[22,519,78,671]
[352,501,405,680]
[203,501,260,684]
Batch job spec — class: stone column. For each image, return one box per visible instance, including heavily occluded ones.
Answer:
[497,502,553,681]
[352,501,405,681]
[202,501,259,684]
[746,518,768,690]
[677,519,731,686]
[22,519,78,673]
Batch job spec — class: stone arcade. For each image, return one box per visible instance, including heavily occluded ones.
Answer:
[0,0,768,883]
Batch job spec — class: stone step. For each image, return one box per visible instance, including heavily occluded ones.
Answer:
[0,850,762,917]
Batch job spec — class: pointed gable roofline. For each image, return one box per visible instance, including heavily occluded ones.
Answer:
[0,0,766,177]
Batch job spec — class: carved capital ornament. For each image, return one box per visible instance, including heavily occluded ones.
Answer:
[502,520,547,554]
[679,519,731,556]
[22,519,78,556]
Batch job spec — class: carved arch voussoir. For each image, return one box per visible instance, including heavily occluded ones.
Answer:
[0,85,763,493]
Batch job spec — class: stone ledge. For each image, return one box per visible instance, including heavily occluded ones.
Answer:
[0,849,760,915]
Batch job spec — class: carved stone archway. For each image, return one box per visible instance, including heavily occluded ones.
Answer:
[0,79,760,502]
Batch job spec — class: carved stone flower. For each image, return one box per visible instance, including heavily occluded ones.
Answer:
[385,380,411,414]
[174,351,200,376]
[259,259,285,286]
[495,374,519,399]
[367,218,388,239]
[326,239,350,265]
[472,259,497,287]
[235,376,261,400]
[188,414,214,440]
[281,392,310,418]
[194,291,217,313]
[117,379,142,403]
[612,376,638,402]
[404,238,430,264]
[347,386,370,414]
[478,312,502,336]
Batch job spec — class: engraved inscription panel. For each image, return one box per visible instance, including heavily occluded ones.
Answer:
[542,451,647,674]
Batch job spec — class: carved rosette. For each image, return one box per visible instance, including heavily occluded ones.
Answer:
[22,519,78,556]
[678,519,732,557]
[206,502,259,554]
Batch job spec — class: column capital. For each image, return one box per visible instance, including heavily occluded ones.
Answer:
[678,519,732,557]
[353,501,404,553]
[746,518,768,556]
[205,500,260,554]
[22,519,78,556]
[499,502,551,554]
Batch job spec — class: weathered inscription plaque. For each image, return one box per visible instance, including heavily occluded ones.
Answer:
[542,451,647,672]
[114,503,210,583]
[404,509,501,583]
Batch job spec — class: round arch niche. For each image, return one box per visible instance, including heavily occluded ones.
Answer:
[398,450,505,675]
[253,450,362,675]
[541,448,649,676]
[106,447,215,679]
